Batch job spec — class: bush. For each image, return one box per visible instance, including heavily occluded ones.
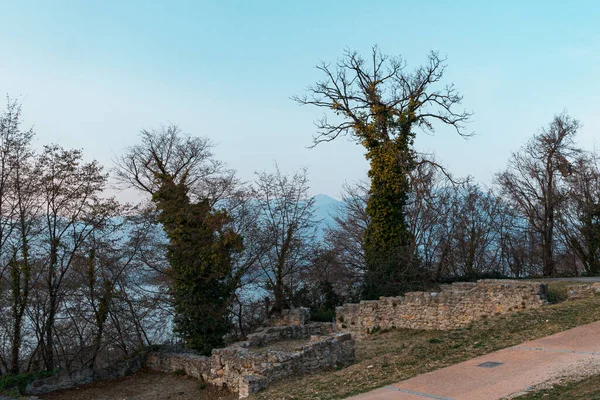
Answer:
[546,283,569,304]
[310,309,336,322]
[0,370,54,395]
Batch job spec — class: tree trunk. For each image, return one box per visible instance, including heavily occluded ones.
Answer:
[44,296,56,371]
[274,269,285,314]
[10,308,23,374]
[543,171,556,276]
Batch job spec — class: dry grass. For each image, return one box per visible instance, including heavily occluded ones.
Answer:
[519,374,600,399]
[251,285,600,400]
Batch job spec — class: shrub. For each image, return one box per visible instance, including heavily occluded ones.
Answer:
[310,309,336,322]
[0,371,54,395]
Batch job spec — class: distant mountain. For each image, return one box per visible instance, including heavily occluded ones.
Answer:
[312,194,343,237]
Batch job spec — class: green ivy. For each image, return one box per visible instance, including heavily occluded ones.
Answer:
[153,178,242,355]
[361,99,418,298]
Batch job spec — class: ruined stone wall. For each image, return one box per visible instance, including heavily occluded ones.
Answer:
[146,327,354,398]
[336,280,548,337]
[243,321,334,347]
[19,314,350,399]
[266,308,310,327]
[21,321,346,399]
[25,353,146,396]
[567,283,600,300]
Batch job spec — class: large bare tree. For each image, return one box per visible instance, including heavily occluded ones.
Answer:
[295,46,471,297]
[0,98,39,374]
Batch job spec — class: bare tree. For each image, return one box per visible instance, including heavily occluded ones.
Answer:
[404,158,456,279]
[35,144,117,371]
[0,98,39,374]
[324,181,369,280]
[561,151,600,274]
[252,165,318,314]
[6,122,40,374]
[114,124,235,204]
[447,185,506,277]
[0,101,173,376]
[496,112,581,276]
[0,99,24,274]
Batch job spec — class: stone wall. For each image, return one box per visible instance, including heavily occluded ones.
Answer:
[243,321,334,347]
[336,280,548,337]
[146,324,354,398]
[567,283,600,300]
[266,308,310,326]
[25,353,146,396]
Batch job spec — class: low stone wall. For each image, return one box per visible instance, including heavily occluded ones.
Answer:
[25,353,146,396]
[336,280,548,337]
[266,308,310,326]
[567,283,600,300]
[146,328,354,398]
[242,321,334,347]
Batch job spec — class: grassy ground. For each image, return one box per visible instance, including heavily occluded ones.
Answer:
[252,283,600,400]
[519,374,600,399]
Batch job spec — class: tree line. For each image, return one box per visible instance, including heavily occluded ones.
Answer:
[0,47,599,378]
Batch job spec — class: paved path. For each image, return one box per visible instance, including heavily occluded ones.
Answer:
[347,321,600,400]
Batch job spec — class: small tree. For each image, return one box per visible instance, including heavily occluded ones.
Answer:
[445,184,506,278]
[252,165,318,314]
[0,98,39,374]
[37,144,115,371]
[325,182,369,277]
[496,113,580,276]
[295,47,471,297]
[562,152,600,274]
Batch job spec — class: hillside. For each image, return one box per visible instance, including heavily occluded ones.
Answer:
[312,194,342,236]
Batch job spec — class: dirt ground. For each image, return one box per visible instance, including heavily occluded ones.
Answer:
[39,369,237,400]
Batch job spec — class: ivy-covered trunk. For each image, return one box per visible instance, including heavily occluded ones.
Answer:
[154,179,242,356]
[361,102,418,298]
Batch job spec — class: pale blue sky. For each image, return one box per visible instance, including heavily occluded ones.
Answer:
[2,1,599,201]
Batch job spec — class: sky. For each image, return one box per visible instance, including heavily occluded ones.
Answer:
[1,0,600,201]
